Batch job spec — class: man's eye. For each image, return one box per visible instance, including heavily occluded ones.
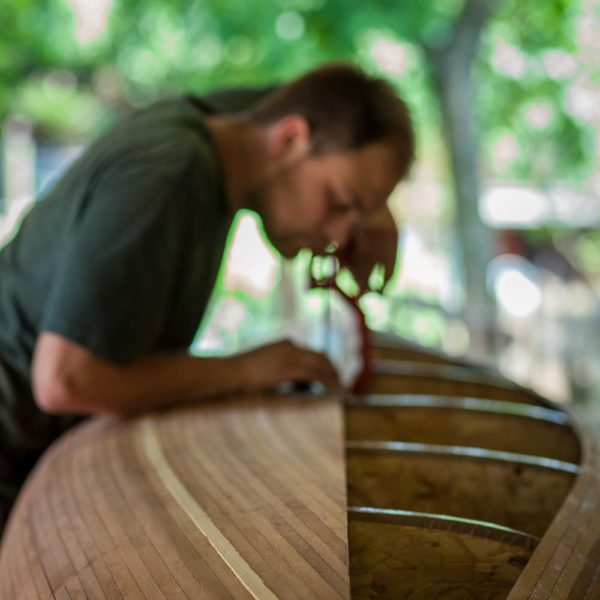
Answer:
[329,196,352,213]
[327,188,355,214]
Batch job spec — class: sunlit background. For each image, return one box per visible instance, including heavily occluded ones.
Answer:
[1,0,599,411]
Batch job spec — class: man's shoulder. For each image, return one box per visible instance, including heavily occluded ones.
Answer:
[74,99,211,185]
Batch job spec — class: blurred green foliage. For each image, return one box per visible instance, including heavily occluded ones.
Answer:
[477,0,593,182]
[1,0,598,351]
[1,0,592,183]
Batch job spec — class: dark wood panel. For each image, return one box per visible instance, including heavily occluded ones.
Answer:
[346,400,580,463]
[349,508,536,600]
[347,446,576,537]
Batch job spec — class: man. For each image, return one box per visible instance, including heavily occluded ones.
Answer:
[0,63,415,534]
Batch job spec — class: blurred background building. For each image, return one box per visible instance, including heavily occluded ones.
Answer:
[1,0,599,411]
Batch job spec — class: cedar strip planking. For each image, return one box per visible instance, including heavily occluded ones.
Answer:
[0,394,349,599]
[506,411,600,599]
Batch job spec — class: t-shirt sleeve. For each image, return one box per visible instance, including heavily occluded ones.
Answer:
[40,167,188,365]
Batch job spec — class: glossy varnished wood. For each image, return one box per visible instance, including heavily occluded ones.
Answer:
[367,336,600,599]
[346,395,580,463]
[346,443,577,537]
[0,395,349,599]
[505,413,600,599]
[1,332,598,598]
[369,358,550,407]
[349,507,536,600]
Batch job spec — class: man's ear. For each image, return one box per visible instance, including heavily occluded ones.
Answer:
[266,115,311,164]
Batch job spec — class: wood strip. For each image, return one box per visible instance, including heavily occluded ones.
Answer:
[371,333,538,395]
[506,410,600,599]
[346,440,580,474]
[139,417,278,600]
[348,507,540,548]
[372,340,460,365]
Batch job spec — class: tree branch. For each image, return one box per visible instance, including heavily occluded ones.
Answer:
[425,0,495,68]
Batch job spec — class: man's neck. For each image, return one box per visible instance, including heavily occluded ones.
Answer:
[205,115,268,213]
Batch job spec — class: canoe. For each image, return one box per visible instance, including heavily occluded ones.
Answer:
[1,334,599,599]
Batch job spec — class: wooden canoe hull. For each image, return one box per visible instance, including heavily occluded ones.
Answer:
[0,397,349,599]
[1,333,599,598]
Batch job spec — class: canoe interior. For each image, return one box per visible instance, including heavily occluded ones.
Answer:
[349,509,535,600]
[347,342,583,598]
[346,448,575,538]
[345,400,580,463]
[369,360,548,407]
[372,341,458,365]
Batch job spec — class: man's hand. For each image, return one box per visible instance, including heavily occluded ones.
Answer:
[343,203,399,293]
[235,339,341,392]
[33,333,341,416]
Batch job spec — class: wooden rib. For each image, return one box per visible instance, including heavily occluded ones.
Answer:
[362,341,600,599]
[346,393,569,423]
[0,395,350,599]
[349,506,539,548]
[139,417,277,600]
[346,442,577,537]
[348,507,538,599]
[369,358,549,406]
[346,440,580,474]
[345,396,580,463]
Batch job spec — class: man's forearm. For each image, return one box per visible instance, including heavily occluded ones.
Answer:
[32,332,246,415]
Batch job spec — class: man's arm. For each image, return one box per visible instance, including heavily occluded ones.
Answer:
[32,332,340,416]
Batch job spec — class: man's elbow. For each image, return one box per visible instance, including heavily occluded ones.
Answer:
[32,371,82,414]
[31,332,90,414]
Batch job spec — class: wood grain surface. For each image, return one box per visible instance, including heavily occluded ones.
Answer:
[505,411,600,599]
[345,396,580,463]
[348,508,536,600]
[1,332,600,599]
[0,395,349,599]
[346,445,576,537]
[353,334,600,599]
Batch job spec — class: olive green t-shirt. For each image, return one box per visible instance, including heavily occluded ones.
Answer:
[0,89,266,517]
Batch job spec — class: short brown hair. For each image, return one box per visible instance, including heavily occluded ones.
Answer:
[249,63,415,179]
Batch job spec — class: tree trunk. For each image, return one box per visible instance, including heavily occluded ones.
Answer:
[424,0,497,354]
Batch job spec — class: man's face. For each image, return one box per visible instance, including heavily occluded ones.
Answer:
[249,140,401,259]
